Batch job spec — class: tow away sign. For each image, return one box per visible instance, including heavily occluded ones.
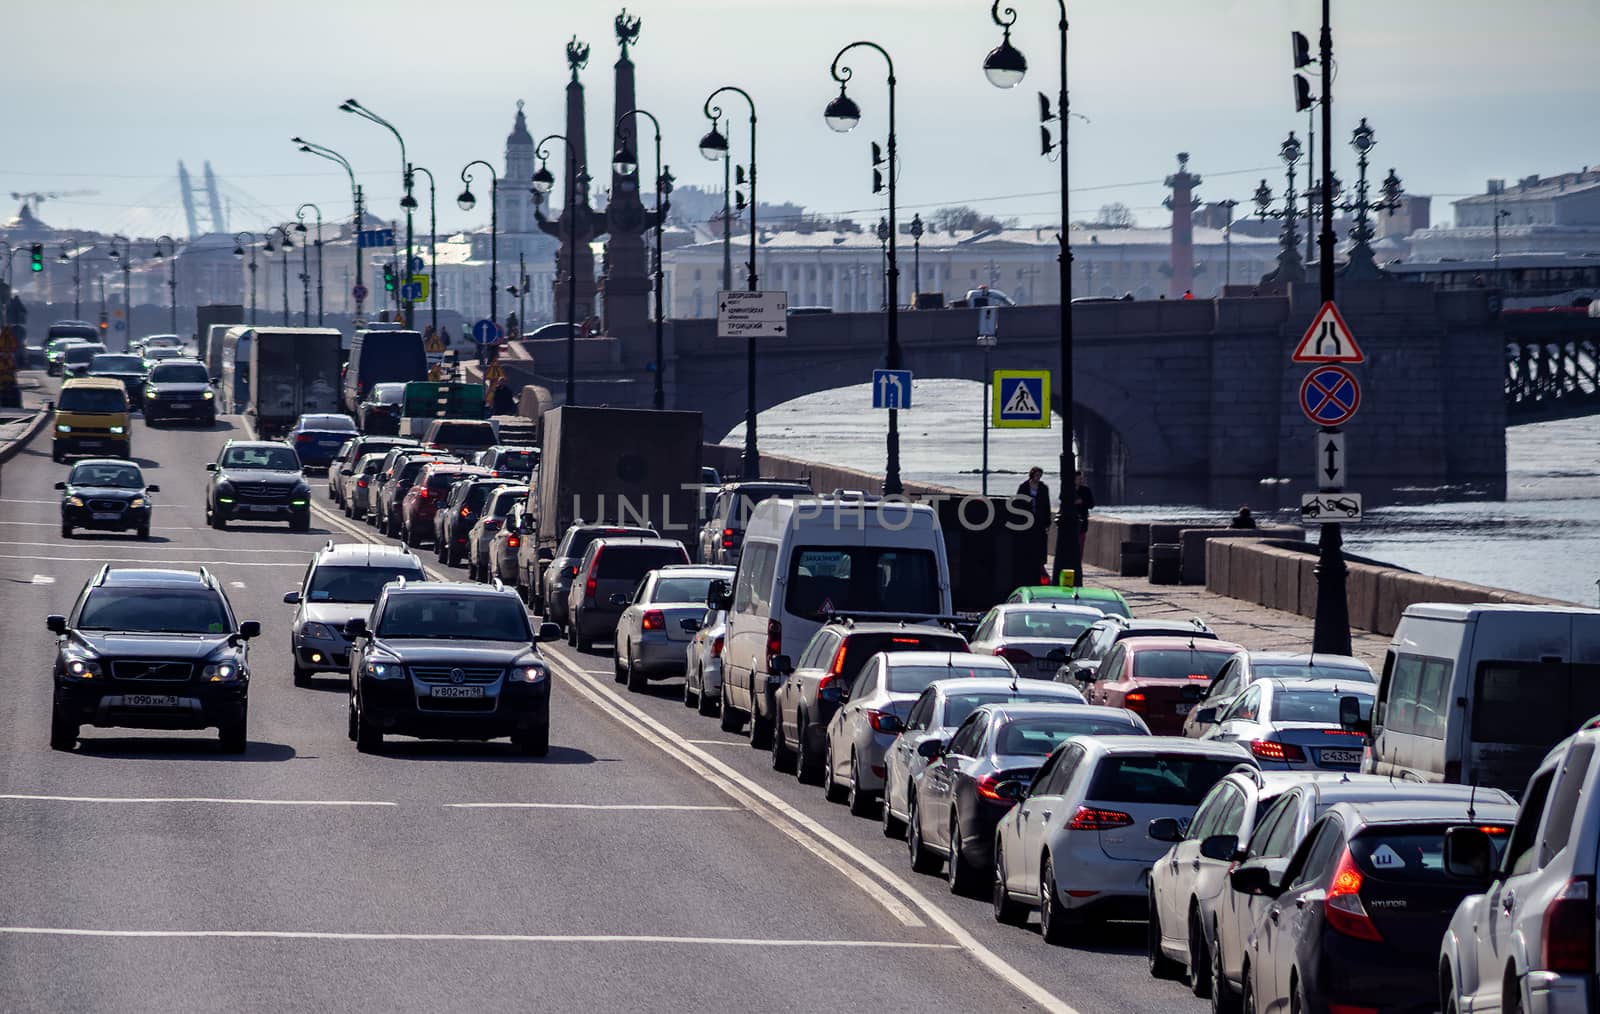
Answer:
[717,290,788,338]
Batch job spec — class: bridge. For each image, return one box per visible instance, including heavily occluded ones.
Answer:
[1503,311,1600,422]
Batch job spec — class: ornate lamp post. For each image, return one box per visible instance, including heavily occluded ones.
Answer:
[151,235,178,335]
[58,247,83,318]
[824,42,903,495]
[459,161,499,361]
[295,204,323,326]
[909,213,924,301]
[232,232,259,324]
[292,138,363,319]
[1336,118,1403,276]
[615,107,673,411]
[340,99,415,327]
[532,134,581,405]
[701,86,760,476]
[1250,132,1308,284]
[409,169,438,335]
[264,226,294,326]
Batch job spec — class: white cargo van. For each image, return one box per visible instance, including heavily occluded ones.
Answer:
[1359,603,1600,795]
[717,498,952,747]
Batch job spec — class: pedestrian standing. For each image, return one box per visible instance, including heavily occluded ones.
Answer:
[1074,470,1095,562]
[1016,466,1053,579]
[491,380,516,416]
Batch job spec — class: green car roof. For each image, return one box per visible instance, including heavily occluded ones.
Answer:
[1006,584,1131,616]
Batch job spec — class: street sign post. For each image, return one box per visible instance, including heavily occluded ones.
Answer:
[1317,431,1346,491]
[357,228,395,249]
[977,305,999,347]
[1299,365,1361,427]
[992,370,1050,429]
[406,275,429,301]
[1301,492,1363,523]
[716,290,788,338]
[1293,301,1365,363]
[410,255,425,274]
[872,369,912,410]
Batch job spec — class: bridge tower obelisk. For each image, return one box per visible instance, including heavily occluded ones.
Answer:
[600,9,661,349]
[537,37,606,328]
[1163,152,1202,297]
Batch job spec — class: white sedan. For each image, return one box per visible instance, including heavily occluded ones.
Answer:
[683,606,727,718]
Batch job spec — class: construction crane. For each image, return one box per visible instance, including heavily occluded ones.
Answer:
[9,190,99,212]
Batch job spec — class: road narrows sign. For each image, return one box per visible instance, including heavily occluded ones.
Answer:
[1293,301,1364,364]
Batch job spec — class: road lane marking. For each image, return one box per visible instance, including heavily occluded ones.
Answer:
[0,794,396,807]
[31,574,54,584]
[0,539,314,555]
[684,739,746,747]
[0,554,303,568]
[0,927,960,949]
[444,802,740,811]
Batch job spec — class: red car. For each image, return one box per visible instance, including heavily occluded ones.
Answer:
[1080,635,1243,734]
[400,463,488,548]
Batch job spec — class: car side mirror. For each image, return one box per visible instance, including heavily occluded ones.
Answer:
[1200,833,1241,862]
[343,617,368,638]
[145,484,160,493]
[1148,817,1184,843]
[916,737,945,760]
[1181,683,1208,703]
[875,714,903,734]
[1339,695,1372,736]
[206,462,218,471]
[1229,861,1284,898]
[237,620,261,640]
[537,548,555,562]
[770,653,794,677]
[680,617,702,633]
[609,593,629,607]
[1193,707,1217,726]
[537,622,563,643]
[46,614,67,635]
[1444,826,1495,880]
[707,579,733,611]
[210,376,220,385]
[283,591,302,604]
[54,481,67,490]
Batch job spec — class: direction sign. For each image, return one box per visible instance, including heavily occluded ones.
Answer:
[1299,365,1361,427]
[1301,492,1363,524]
[1317,432,1346,491]
[872,369,912,410]
[716,289,788,338]
[357,228,395,249]
[352,283,369,301]
[992,370,1050,429]
[400,282,421,301]
[1293,301,1364,363]
[407,274,430,301]
[471,319,501,344]
[410,256,426,273]
[113,320,126,332]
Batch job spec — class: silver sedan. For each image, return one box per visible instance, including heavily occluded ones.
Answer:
[683,606,727,718]
[614,565,734,691]
[1196,677,1375,770]
[967,602,1105,679]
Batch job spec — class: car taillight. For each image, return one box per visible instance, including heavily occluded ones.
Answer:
[1124,691,1147,709]
[711,635,724,658]
[828,640,848,675]
[1067,806,1133,830]
[976,774,1026,802]
[818,673,842,700]
[766,619,782,664]
[997,647,1033,666]
[584,546,604,599]
[1249,740,1307,763]
[295,433,313,442]
[890,637,923,645]
[418,488,430,500]
[1324,847,1383,941]
[1542,878,1596,973]
[866,710,899,733]
[357,478,367,488]
[722,527,734,549]
[507,535,520,549]
[642,610,665,631]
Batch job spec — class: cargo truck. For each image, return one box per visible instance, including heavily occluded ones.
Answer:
[247,327,344,438]
[196,304,243,367]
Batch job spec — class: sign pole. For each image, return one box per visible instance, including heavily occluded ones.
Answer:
[981,345,991,496]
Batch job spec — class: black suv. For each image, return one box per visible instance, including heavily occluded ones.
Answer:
[205,440,312,531]
[345,581,562,755]
[142,358,217,426]
[48,566,260,752]
[476,445,538,481]
[57,458,159,539]
[435,476,519,566]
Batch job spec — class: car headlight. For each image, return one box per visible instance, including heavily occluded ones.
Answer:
[66,495,85,507]
[57,424,72,433]
[202,391,214,400]
[202,661,245,682]
[509,664,547,684]
[365,659,403,680]
[128,497,146,509]
[302,622,337,640]
[109,426,125,435]
[64,657,102,678]
[144,387,159,398]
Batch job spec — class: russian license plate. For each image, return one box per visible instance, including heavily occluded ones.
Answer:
[1035,660,1058,674]
[171,402,192,411]
[1319,748,1362,766]
[432,686,484,698]
[92,511,121,520]
[123,694,180,708]
[1174,703,1193,715]
[243,504,278,513]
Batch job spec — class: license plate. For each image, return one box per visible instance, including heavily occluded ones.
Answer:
[123,694,180,708]
[171,403,192,411]
[243,504,279,513]
[1035,660,1058,674]
[1174,703,1193,715]
[432,686,484,698]
[1319,748,1362,766]
[92,511,122,520]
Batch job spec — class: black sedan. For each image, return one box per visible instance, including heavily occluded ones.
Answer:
[56,459,159,539]
[287,413,360,470]
[87,353,149,404]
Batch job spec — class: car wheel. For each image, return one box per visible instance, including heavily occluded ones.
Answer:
[718,683,744,733]
[626,645,648,692]
[796,717,824,785]
[947,811,981,895]
[1240,963,1256,1014]
[823,740,848,804]
[211,507,225,530]
[682,671,698,708]
[576,631,593,653]
[1039,856,1073,945]
[770,713,797,773]
[355,700,382,753]
[404,524,420,548]
[907,794,941,875]
[1211,918,1239,1014]
[613,651,627,684]
[749,707,774,750]
[513,724,549,757]
[847,752,876,818]
[136,524,150,540]
[289,514,310,533]
[1189,908,1213,998]
[49,707,78,752]
[992,846,1028,925]
[293,660,314,688]
[1147,885,1184,979]
[881,784,907,839]
[347,696,358,742]
[60,521,72,539]
[1290,975,1307,1014]
[696,671,720,718]
[218,711,248,754]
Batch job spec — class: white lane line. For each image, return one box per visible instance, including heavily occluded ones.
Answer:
[31,574,54,584]
[0,554,303,568]
[229,581,246,589]
[445,802,740,811]
[0,794,395,807]
[0,539,314,555]
[0,927,959,949]
[0,521,191,530]
[683,739,746,747]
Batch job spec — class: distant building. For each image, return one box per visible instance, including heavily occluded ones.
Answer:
[1407,169,1600,261]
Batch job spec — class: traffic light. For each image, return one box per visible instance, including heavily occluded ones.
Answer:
[29,244,43,272]
[382,264,396,292]
[1294,73,1314,113]
[1291,31,1313,69]
[871,141,886,195]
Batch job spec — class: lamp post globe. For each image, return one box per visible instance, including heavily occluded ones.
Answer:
[456,189,476,212]
[530,164,554,196]
[1351,117,1375,155]
[612,145,638,179]
[232,246,244,259]
[698,126,729,162]
[983,37,1027,88]
[823,90,861,132]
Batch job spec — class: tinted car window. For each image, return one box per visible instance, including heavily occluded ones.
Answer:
[836,632,966,682]
[223,446,300,470]
[80,588,231,634]
[307,565,423,603]
[462,483,508,510]
[377,595,530,641]
[357,340,427,384]
[1272,689,1374,723]
[371,383,407,404]
[885,663,1007,693]
[1252,662,1374,683]
[433,422,494,444]
[785,547,939,619]
[1245,794,1295,858]
[91,355,144,372]
[943,690,1078,729]
[1002,610,1097,639]
[149,363,210,384]
[1130,649,1235,679]
[570,527,655,559]
[1351,823,1512,883]
[654,576,719,603]
[993,715,1142,755]
[1086,754,1240,806]
[69,462,142,487]
[58,387,126,412]
[945,714,987,757]
[597,545,690,580]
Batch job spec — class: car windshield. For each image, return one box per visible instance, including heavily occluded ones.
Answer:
[652,576,720,603]
[90,355,144,372]
[144,349,181,362]
[1130,648,1235,679]
[492,450,536,472]
[1271,688,1374,723]
[887,662,1009,693]
[69,463,142,488]
[222,446,300,470]
[1002,610,1097,640]
[995,715,1143,756]
[150,363,209,384]
[486,490,527,516]
[1087,755,1241,805]
[568,527,655,558]
[356,454,386,473]
[785,546,940,619]
[300,415,357,433]
[64,345,105,364]
[1253,662,1374,683]
[598,545,691,580]
[376,595,531,641]
[79,588,232,634]
[58,387,126,413]
[434,422,492,443]
[307,565,423,603]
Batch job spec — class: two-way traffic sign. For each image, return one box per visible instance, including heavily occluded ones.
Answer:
[1317,432,1346,491]
[717,290,788,338]
[872,369,912,409]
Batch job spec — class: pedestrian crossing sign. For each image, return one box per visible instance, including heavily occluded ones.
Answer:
[992,370,1050,429]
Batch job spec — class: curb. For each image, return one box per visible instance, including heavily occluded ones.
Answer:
[0,407,49,465]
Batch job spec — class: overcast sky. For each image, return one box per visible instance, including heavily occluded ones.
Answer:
[7,0,1596,239]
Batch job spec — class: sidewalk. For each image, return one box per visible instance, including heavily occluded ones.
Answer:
[0,374,51,466]
[1084,563,1392,668]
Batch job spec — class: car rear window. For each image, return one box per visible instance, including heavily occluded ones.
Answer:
[1272,689,1374,723]
[1087,755,1241,806]
[1471,662,1600,746]
[1130,648,1235,679]
[463,483,511,510]
[994,715,1144,756]
[597,545,690,579]
[944,689,1082,728]
[785,547,940,619]
[58,387,127,412]
[91,355,144,372]
[837,632,966,681]
[433,422,494,444]
[1253,662,1374,683]
[426,471,471,493]
[492,450,536,471]
[727,487,806,528]
[1002,610,1097,639]
[1350,824,1512,883]
[569,527,655,558]
[654,576,719,603]
[886,662,1009,693]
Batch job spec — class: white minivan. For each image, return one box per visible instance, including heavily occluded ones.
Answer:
[716,498,952,748]
[1358,603,1600,795]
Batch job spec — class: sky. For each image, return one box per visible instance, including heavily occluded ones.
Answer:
[5,0,1597,240]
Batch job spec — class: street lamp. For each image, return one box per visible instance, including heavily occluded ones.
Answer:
[909,213,924,300]
[293,138,364,319]
[532,134,581,405]
[408,169,438,335]
[151,235,178,335]
[698,117,735,291]
[295,204,323,326]
[459,161,499,363]
[702,87,762,475]
[265,225,294,326]
[233,232,259,325]
[108,234,133,346]
[984,0,1080,584]
[617,107,672,412]
[824,42,903,495]
[1337,118,1403,273]
[340,99,414,327]
[59,247,83,318]
[1251,132,1308,284]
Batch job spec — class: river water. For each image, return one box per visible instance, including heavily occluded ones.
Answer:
[721,378,1600,607]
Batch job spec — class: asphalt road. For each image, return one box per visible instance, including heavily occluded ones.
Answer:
[0,377,1208,1013]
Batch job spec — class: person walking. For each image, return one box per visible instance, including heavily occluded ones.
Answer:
[1073,470,1095,562]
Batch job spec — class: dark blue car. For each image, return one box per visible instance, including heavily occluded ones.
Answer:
[287,413,359,470]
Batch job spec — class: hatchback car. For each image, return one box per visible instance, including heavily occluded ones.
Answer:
[968,602,1108,679]
[684,605,728,717]
[330,435,417,510]
[530,522,658,619]
[614,565,735,691]
[568,537,692,652]
[485,500,532,589]
[61,341,108,377]
[373,450,459,536]
[56,458,159,539]
[341,452,388,520]
[1197,678,1375,770]
[287,413,360,470]
[1058,616,1218,683]
[48,566,260,752]
[1182,651,1374,740]
[283,541,426,685]
[400,463,487,548]
[1075,635,1244,735]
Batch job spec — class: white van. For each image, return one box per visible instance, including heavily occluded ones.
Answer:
[717,498,952,747]
[1359,603,1600,795]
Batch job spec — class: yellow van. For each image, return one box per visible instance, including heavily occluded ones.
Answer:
[54,377,132,462]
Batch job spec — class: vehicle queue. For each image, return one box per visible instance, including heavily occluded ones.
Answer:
[30,323,1600,1014]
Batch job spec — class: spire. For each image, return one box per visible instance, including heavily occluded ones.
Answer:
[507,99,532,148]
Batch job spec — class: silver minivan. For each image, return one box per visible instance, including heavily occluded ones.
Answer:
[1357,603,1600,795]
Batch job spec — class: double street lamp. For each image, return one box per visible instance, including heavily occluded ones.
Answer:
[152,235,178,335]
[292,138,364,318]
[108,234,133,344]
[409,168,439,335]
[294,204,323,326]
[458,161,499,360]
[700,86,760,477]
[615,107,674,411]
[57,246,84,319]
[340,98,414,328]
[823,42,903,495]
[532,134,582,405]
[232,232,260,324]
[263,225,294,326]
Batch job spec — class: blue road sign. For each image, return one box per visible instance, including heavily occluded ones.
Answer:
[993,371,1049,428]
[1298,365,1361,426]
[872,369,912,410]
[410,255,425,273]
[400,282,422,301]
[113,320,127,332]
[472,318,502,344]
[357,228,395,249]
